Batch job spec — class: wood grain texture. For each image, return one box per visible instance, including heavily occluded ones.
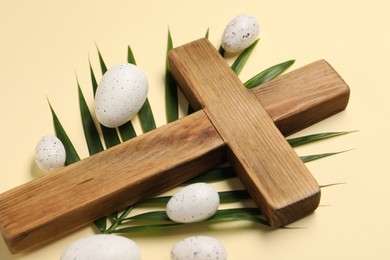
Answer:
[253,59,350,136]
[0,40,350,254]
[0,110,226,253]
[168,38,321,228]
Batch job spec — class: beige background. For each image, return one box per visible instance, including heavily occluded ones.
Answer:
[1,0,389,259]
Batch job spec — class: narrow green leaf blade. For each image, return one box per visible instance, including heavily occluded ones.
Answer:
[300,151,347,163]
[231,39,259,75]
[209,208,261,219]
[126,44,156,133]
[100,125,121,149]
[78,81,104,155]
[205,28,210,39]
[105,206,134,234]
[119,206,134,220]
[218,45,225,57]
[48,101,80,165]
[165,29,178,123]
[287,131,355,148]
[207,208,268,226]
[209,213,269,226]
[97,46,108,74]
[244,60,295,89]
[138,98,156,133]
[94,217,107,233]
[118,122,137,141]
[127,45,137,65]
[89,59,99,96]
[320,182,346,188]
[125,211,170,222]
[185,166,236,184]
[111,223,181,234]
[111,212,119,222]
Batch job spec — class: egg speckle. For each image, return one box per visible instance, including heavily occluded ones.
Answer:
[60,234,141,260]
[34,135,66,173]
[95,63,148,128]
[171,235,227,260]
[166,183,220,223]
[221,14,260,53]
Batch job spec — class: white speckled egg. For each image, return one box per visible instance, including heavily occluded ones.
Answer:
[60,234,141,260]
[166,183,220,223]
[35,135,66,173]
[221,14,260,53]
[95,63,148,128]
[171,235,227,260]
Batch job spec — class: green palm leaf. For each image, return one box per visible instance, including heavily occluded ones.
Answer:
[127,45,156,133]
[320,183,345,188]
[218,45,225,57]
[97,46,108,74]
[77,80,104,155]
[185,166,236,183]
[89,59,99,96]
[207,208,264,224]
[111,223,181,233]
[288,131,355,147]
[118,122,137,142]
[137,98,156,133]
[244,60,295,88]
[127,45,136,64]
[231,39,260,75]
[125,211,170,222]
[300,151,348,163]
[96,114,120,148]
[165,29,178,123]
[48,101,80,165]
[104,206,134,234]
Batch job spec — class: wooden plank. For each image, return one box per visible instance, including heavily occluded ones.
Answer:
[253,59,350,135]
[0,110,226,253]
[168,38,321,228]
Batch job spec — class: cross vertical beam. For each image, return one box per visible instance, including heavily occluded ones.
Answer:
[168,38,321,227]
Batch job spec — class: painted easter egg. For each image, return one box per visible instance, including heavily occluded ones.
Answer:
[171,235,227,260]
[35,135,66,172]
[221,14,260,53]
[166,183,220,223]
[60,234,141,260]
[95,63,148,128]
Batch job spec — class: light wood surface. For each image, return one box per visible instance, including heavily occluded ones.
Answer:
[254,59,350,136]
[168,38,320,228]
[0,44,349,253]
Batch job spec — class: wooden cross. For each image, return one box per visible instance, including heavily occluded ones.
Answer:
[0,38,350,254]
